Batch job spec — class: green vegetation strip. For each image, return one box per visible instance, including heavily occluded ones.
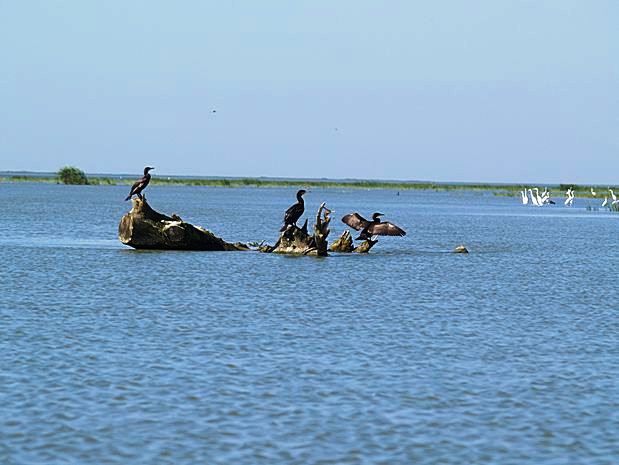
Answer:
[1,174,617,198]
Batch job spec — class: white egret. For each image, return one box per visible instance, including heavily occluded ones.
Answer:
[602,197,608,207]
[529,189,540,206]
[534,188,544,206]
[564,188,574,207]
[591,187,597,196]
[520,190,529,205]
[609,189,617,202]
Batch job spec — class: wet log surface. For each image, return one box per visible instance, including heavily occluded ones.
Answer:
[118,197,247,251]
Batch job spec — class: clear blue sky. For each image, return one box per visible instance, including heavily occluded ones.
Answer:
[1,1,616,183]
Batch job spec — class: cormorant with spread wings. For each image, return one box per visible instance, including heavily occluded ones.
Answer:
[341,212,406,240]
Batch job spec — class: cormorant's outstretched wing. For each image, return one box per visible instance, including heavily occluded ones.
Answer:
[341,213,370,231]
[368,222,406,236]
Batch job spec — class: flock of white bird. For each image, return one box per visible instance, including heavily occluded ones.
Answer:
[519,187,619,208]
[519,187,556,206]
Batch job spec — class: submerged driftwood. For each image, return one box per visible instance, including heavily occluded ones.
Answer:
[453,245,469,254]
[262,203,332,256]
[329,230,377,253]
[118,197,247,251]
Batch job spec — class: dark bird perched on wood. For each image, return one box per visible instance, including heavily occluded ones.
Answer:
[125,166,154,201]
[280,189,307,231]
[341,212,406,240]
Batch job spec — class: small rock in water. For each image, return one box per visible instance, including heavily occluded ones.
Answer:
[453,245,469,254]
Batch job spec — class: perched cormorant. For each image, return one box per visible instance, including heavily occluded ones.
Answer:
[125,166,154,201]
[341,212,406,241]
[280,189,307,231]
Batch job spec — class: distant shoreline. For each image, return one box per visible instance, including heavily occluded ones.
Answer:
[0,172,614,197]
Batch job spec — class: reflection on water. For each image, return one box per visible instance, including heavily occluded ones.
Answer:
[1,183,618,464]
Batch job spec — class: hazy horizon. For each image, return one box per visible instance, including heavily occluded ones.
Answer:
[5,169,619,188]
[1,1,616,184]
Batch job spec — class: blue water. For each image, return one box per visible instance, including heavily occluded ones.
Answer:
[1,183,618,465]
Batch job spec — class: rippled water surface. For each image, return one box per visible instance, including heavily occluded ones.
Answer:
[1,183,618,464]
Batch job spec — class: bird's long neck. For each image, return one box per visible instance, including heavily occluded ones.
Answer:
[296,193,304,203]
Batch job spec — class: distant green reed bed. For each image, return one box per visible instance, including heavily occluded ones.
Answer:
[1,174,617,198]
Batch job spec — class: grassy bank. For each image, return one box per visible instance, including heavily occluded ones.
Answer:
[1,173,617,198]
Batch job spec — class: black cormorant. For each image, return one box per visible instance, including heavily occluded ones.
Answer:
[280,189,307,231]
[125,166,154,201]
[341,212,406,240]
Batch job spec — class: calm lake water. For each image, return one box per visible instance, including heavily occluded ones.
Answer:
[1,183,618,465]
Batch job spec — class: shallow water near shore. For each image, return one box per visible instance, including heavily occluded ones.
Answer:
[1,183,618,464]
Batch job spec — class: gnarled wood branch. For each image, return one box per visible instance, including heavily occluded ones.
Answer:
[264,202,332,256]
[329,230,377,253]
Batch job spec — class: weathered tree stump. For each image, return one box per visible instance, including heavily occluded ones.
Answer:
[312,202,332,256]
[264,203,332,256]
[330,230,354,252]
[329,230,377,253]
[118,197,247,251]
